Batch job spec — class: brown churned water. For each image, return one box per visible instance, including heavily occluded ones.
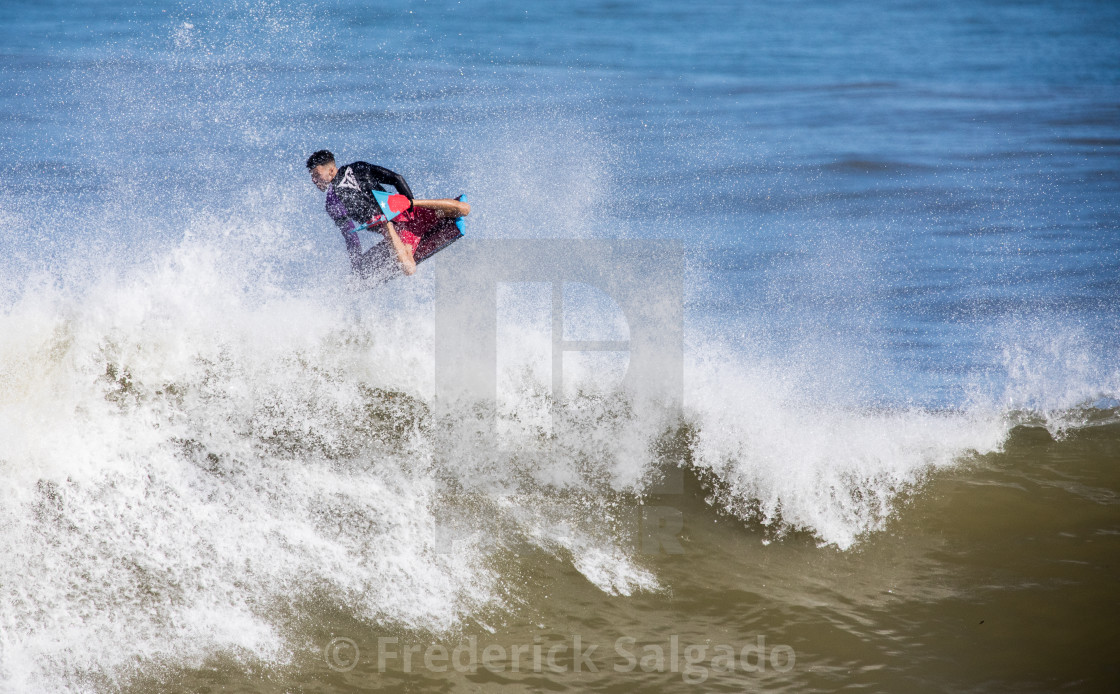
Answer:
[123,419,1118,693]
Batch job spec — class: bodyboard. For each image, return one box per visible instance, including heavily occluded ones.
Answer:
[414,194,466,265]
[356,194,466,283]
[369,189,411,225]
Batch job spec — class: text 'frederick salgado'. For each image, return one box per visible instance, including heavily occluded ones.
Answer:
[334,634,796,684]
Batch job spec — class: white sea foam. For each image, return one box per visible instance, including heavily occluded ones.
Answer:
[684,343,1010,549]
[0,213,667,690]
[0,222,486,691]
[988,320,1120,436]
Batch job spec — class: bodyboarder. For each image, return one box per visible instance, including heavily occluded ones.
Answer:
[306,149,469,284]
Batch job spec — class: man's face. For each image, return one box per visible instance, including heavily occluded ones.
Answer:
[310,162,337,191]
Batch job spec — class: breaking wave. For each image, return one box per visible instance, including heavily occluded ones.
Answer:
[0,216,1116,691]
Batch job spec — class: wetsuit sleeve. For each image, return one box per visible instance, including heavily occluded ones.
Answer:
[326,186,363,273]
[351,161,415,200]
[341,228,362,273]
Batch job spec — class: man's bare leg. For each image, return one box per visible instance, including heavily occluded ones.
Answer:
[411,198,470,217]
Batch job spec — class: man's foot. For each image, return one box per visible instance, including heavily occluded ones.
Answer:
[455,195,468,233]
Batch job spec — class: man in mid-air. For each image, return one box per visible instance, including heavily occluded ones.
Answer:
[306,149,469,283]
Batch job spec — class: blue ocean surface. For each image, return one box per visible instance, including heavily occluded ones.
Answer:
[3,0,1117,408]
[1,1,1118,692]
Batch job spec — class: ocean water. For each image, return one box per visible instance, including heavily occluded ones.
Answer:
[1,0,1118,692]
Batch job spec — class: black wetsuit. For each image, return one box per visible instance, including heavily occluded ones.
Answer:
[323,161,414,275]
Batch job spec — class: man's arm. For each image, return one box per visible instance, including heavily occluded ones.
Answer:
[341,227,363,274]
[325,186,364,274]
[352,161,415,200]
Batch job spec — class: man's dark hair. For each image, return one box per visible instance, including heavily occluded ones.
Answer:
[306,149,335,169]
